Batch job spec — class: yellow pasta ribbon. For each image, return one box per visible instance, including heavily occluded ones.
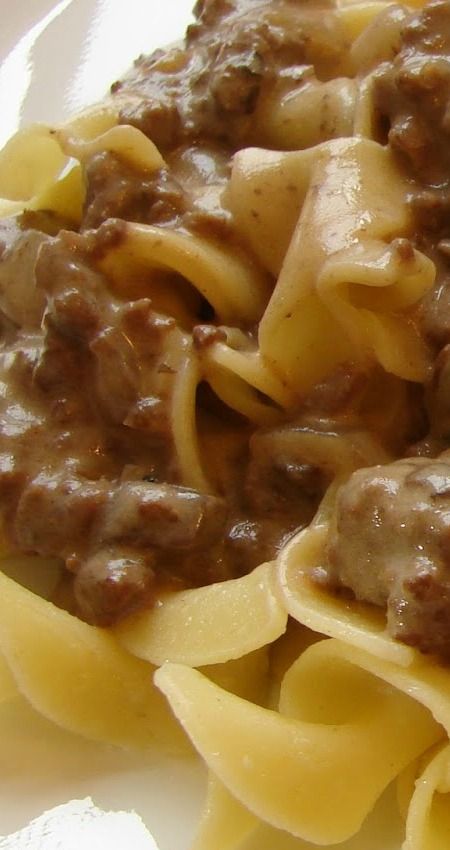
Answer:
[232,784,405,850]
[56,124,165,172]
[0,125,84,222]
[257,138,434,391]
[0,105,120,222]
[404,744,450,850]
[226,147,316,276]
[191,774,259,850]
[155,645,440,845]
[114,562,287,667]
[278,523,416,666]
[0,571,186,751]
[100,222,270,324]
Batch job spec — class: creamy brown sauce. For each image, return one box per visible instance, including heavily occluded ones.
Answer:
[0,0,356,625]
[3,0,450,651]
[318,1,450,660]
[0,209,332,624]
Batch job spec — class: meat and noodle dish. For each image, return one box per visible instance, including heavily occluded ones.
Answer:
[2,1,450,848]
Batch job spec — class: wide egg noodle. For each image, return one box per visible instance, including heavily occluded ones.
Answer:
[278,522,416,666]
[56,122,165,172]
[0,126,84,223]
[99,221,270,325]
[201,363,285,426]
[154,650,441,845]
[0,570,188,752]
[257,138,434,391]
[0,106,122,221]
[337,1,404,42]
[276,502,450,847]
[113,561,287,667]
[225,137,434,408]
[190,774,259,850]
[0,651,19,705]
[0,557,275,747]
[200,338,297,417]
[225,146,322,279]
[168,335,209,491]
[404,743,450,850]
[254,77,357,152]
[192,781,406,850]
[189,641,412,850]
[207,786,406,850]
[0,106,166,224]
[0,564,271,748]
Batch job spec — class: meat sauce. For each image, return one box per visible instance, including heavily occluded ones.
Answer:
[0,0,355,626]
[319,0,450,658]
[3,0,450,655]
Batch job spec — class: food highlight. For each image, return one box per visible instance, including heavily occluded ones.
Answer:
[1,0,450,847]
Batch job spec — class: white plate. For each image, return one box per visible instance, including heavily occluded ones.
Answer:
[0,2,205,848]
[0,0,194,148]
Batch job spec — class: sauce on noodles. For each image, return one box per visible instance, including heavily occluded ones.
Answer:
[0,0,450,662]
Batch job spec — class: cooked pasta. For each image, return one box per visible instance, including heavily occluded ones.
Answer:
[4,0,450,848]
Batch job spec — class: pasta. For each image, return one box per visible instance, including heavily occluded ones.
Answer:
[4,0,450,848]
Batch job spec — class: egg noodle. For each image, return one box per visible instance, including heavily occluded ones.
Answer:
[1,0,450,848]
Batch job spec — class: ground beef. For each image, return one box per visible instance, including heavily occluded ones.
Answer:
[0,221,223,624]
[13,472,226,625]
[112,0,348,153]
[374,0,450,186]
[0,214,336,625]
[322,453,450,658]
[82,152,186,230]
[419,256,450,348]
[245,424,332,516]
[80,142,233,242]
[373,0,450,470]
[2,0,355,626]
[73,546,157,626]
[5,0,450,642]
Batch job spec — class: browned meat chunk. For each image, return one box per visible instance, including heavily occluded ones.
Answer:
[223,516,296,576]
[245,425,329,517]
[374,1,450,185]
[14,473,110,559]
[323,454,450,658]
[82,152,186,230]
[98,482,227,551]
[73,547,156,626]
[13,469,227,624]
